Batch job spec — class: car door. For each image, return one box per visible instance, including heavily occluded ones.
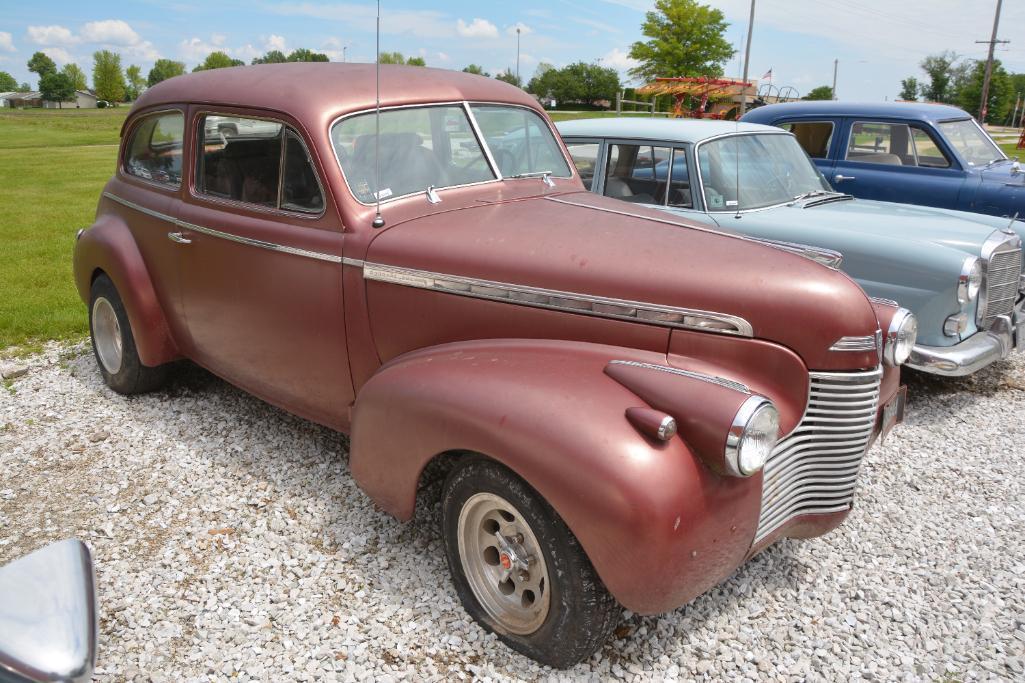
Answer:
[774,119,840,180]
[831,118,969,208]
[174,108,354,428]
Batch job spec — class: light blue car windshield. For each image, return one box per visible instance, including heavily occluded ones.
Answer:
[697,134,831,211]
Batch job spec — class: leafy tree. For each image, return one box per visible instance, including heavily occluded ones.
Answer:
[125,65,145,100]
[17,82,31,92]
[147,59,186,86]
[0,71,17,92]
[527,62,557,98]
[899,77,919,101]
[252,50,287,65]
[27,52,57,81]
[60,63,87,91]
[193,51,244,72]
[628,0,734,82]
[378,52,424,66]
[919,51,956,103]
[405,56,426,67]
[802,85,834,101]
[39,72,76,108]
[92,50,127,103]
[957,59,1012,123]
[495,69,522,87]
[528,62,619,106]
[462,64,489,77]
[286,48,329,63]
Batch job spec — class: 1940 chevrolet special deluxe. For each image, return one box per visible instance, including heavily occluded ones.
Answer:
[72,63,913,667]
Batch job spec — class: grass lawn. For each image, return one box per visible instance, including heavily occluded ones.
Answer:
[0,108,127,350]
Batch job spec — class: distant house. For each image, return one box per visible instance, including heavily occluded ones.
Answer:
[43,90,99,109]
[0,92,17,107]
[2,91,43,108]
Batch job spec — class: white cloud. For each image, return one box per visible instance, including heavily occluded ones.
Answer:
[42,47,75,65]
[506,22,533,36]
[80,20,140,46]
[456,18,499,39]
[320,36,345,61]
[271,3,455,39]
[599,47,638,73]
[0,32,15,52]
[265,34,287,52]
[180,37,221,61]
[180,36,258,63]
[210,33,227,47]
[436,51,451,63]
[571,17,621,34]
[27,25,77,46]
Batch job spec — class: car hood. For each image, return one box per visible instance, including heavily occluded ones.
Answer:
[365,190,881,370]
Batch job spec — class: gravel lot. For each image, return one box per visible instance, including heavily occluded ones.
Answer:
[2,342,1024,682]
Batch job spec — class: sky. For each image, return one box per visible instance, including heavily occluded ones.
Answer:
[1,0,1023,102]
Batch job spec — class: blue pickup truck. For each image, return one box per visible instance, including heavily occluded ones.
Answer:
[742,101,1023,219]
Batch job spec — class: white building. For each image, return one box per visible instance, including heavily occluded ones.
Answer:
[42,90,99,109]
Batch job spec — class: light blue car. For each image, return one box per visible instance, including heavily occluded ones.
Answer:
[558,117,1025,376]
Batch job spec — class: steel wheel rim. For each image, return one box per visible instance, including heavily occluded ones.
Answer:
[92,297,123,375]
[457,492,551,635]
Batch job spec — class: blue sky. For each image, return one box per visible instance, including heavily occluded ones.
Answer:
[1,1,1023,102]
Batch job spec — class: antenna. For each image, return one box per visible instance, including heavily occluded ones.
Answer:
[372,0,385,229]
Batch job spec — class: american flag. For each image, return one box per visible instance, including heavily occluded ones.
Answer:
[761,68,773,81]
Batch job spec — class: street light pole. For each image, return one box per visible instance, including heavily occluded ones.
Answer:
[832,59,838,100]
[343,46,347,63]
[738,0,756,117]
[516,27,521,84]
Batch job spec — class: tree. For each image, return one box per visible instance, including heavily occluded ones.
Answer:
[27,51,57,81]
[17,82,31,92]
[378,52,425,66]
[405,56,426,67]
[193,51,244,72]
[495,69,522,87]
[252,50,287,65]
[899,77,919,101]
[147,59,186,86]
[286,48,329,62]
[39,72,75,108]
[628,0,734,82]
[802,85,834,101]
[125,65,145,100]
[559,62,620,106]
[957,59,1012,123]
[527,62,557,99]
[0,71,17,92]
[60,63,87,91]
[919,51,956,103]
[462,64,490,77]
[92,50,126,103]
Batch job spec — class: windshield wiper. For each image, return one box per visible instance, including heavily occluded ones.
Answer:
[791,190,833,202]
[509,171,555,188]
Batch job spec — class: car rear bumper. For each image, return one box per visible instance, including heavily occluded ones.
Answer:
[907,313,1022,376]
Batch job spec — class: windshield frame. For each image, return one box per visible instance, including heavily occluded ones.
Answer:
[936,117,1006,168]
[694,130,834,214]
[329,100,573,207]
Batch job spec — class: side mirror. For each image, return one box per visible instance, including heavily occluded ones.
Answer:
[0,540,97,683]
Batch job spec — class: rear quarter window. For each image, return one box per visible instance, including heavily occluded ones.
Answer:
[124,112,184,187]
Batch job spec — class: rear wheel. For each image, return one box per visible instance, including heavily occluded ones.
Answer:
[89,274,168,395]
[441,457,619,668]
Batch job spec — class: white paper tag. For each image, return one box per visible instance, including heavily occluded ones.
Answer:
[375,188,393,199]
[725,200,738,206]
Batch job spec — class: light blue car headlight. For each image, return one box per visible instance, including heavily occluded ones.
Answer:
[958,257,982,304]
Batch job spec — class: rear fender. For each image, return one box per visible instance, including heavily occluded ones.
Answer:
[72,215,178,367]
[349,338,764,614]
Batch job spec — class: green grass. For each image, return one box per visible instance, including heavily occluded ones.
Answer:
[0,108,127,349]
[998,141,1024,159]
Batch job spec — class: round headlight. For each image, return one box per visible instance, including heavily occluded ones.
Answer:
[884,308,918,366]
[958,257,982,303]
[725,397,780,477]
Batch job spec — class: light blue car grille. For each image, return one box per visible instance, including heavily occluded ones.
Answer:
[756,368,882,543]
[984,248,1023,326]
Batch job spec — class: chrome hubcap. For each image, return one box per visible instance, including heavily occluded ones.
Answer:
[457,492,550,635]
[91,297,123,374]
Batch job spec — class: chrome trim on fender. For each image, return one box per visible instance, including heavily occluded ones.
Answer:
[101,191,343,264]
[868,296,899,308]
[829,334,878,352]
[606,360,750,393]
[364,263,754,337]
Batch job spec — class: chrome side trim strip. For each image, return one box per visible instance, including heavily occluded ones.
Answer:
[829,335,878,352]
[607,360,750,394]
[363,262,754,337]
[342,257,365,268]
[102,191,343,264]
[869,296,899,308]
[544,195,724,235]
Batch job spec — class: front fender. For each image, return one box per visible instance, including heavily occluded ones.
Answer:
[349,338,764,614]
[72,214,179,367]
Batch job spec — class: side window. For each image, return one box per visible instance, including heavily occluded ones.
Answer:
[846,121,912,166]
[911,127,951,168]
[602,143,671,205]
[779,121,833,159]
[197,114,324,213]
[125,112,184,186]
[667,147,691,208]
[565,142,600,189]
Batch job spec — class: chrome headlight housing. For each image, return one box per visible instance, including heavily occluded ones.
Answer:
[883,308,918,366]
[725,396,780,477]
[957,257,982,304]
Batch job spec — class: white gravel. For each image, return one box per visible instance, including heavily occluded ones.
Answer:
[1,341,1024,682]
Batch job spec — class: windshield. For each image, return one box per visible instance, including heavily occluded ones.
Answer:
[331,104,569,204]
[697,133,831,211]
[937,118,1004,167]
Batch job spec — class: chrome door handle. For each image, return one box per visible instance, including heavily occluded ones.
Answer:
[167,231,192,245]
[834,174,856,183]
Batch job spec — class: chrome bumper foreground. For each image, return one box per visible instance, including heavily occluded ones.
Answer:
[907,314,1023,376]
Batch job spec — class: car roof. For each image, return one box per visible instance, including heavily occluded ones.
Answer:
[130,63,541,130]
[555,117,777,143]
[741,100,972,124]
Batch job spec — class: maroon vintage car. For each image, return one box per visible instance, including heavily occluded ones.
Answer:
[72,63,914,667]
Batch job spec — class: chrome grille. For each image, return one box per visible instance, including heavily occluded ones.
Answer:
[983,247,1023,326]
[755,368,882,543]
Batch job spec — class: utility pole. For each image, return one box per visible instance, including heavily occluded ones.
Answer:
[976,0,1009,123]
[832,59,838,100]
[516,27,521,84]
[738,0,756,117]
[343,46,347,63]
[1012,92,1021,128]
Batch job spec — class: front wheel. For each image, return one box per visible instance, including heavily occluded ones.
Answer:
[89,274,169,395]
[441,457,620,668]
